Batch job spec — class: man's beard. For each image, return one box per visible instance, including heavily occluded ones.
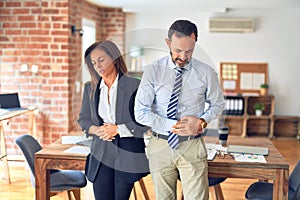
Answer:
[170,52,190,67]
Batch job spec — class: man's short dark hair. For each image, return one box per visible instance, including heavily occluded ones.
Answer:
[168,19,198,41]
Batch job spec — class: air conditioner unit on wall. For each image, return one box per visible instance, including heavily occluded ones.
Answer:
[209,18,255,33]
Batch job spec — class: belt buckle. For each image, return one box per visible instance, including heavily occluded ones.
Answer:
[187,136,191,141]
[155,132,159,139]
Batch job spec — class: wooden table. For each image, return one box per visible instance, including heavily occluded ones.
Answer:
[0,108,38,183]
[35,136,289,200]
[206,136,289,200]
[34,143,150,200]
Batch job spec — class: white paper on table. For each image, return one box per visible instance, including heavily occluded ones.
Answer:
[61,135,87,144]
[63,146,90,155]
[215,144,228,152]
[207,149,217,161]
[205,143,216,149]
[233,153,266,163]
[205,143,229,161]
[0,108,9,116]
[205,143,217,160]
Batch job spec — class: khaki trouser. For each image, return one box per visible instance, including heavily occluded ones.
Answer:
[147,136,209,200]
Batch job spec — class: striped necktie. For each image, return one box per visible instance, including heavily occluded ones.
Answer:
[167,67,183,149]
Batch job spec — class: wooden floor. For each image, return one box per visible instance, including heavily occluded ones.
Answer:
[1,137,299,200]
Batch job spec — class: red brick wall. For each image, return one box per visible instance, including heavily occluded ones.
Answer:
[0,0,125,154]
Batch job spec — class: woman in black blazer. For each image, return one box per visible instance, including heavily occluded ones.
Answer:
[78,40,149,200]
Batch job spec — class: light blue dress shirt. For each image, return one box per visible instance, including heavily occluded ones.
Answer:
[134,55,225,136]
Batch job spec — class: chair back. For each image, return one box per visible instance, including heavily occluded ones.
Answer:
[15,134,42,176]
[289,161,300,200]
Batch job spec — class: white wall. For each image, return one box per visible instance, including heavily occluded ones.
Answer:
[125,8,300,116]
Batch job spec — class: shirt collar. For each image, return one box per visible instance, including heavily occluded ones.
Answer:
[99,74,119,89]
[167,55,192,71]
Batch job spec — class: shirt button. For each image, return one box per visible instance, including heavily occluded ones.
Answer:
[131,130,135,132]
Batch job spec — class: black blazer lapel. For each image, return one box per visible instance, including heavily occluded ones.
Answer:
[94,80,102,124]
[115,75,126,124]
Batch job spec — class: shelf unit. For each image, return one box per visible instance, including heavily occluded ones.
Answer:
[273,116,300,139]
[219,95,274,138]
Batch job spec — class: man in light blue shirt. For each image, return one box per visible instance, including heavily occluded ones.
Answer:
[135,20,225,199]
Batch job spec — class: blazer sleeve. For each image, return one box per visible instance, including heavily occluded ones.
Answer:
[126,88,149,138]
[117,77,150,139]
[77,82,94,137]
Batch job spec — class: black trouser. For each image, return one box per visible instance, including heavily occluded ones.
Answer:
[93,163,134,200]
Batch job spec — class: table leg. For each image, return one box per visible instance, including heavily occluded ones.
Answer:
[28,110,38,139]
[131,183,137,200]
[273,168,289,200]
[0,121,11,183]
[138,178,150,200]
[35,157,50,200]
[241,117,248,137]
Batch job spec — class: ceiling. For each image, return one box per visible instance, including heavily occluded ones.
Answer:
[87,0,300,13]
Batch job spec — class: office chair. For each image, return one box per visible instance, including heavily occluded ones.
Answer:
[245,160,300,200]
[15,134,87,200]
[208,177,226,200]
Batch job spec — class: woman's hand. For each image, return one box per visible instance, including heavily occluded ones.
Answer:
[89,124,118,141]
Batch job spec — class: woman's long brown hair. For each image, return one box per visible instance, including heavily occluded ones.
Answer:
[84,40,128,96]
